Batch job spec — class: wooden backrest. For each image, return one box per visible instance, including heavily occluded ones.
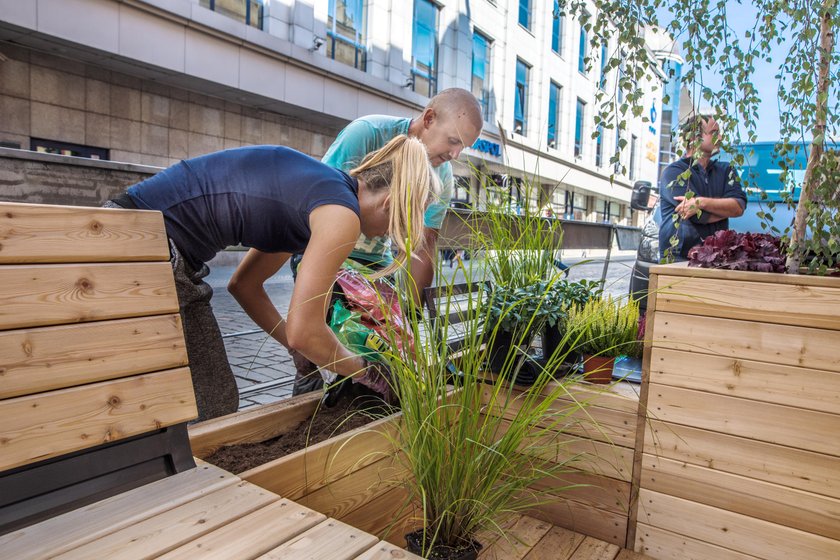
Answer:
[0,202,198,532]
[423,281,491,353]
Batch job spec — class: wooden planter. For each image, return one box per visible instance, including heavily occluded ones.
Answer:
[634,264,840,559]
[189,393,419,547]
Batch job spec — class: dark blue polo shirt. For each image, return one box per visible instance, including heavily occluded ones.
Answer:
[127,146,359,270]
[658,157,746,260]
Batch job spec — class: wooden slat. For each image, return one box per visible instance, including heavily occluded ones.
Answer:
[527,497,628,547]
[640,453,840,540]
[0,314,187,399]
[649,347,840,415]
[649,262,840,289]
[243,414,400,500]
[654,274,840,330]
[0,463,238,560]
[53,481,279,560]
[523,526,587,560]
[257,518,379,560]
[0,368,197,471]
[646,383,840,456]
[651,311,840,372]
[189,392,321,458]
[299,453,408,520]
[568,536,621,559]
[0,202,169,263]
[479,515,553,560]
[156,499,326,560]
[0,262,179,331]
[481,387,638,448]
[530,470,631,515]
[340,485,416,546]
[636,489,840,560]
[353,541,423,560]
[635,523,760,560]
[644,420,840,500]
[614,550,648,560]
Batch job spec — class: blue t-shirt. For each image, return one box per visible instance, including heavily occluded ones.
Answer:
[127,146,359,270]
[659,157,747,260]
[321,115,454,265]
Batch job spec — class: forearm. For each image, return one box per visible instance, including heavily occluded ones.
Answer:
[697,196,745,218]
[229,285,290,347]
[286,324,366,377]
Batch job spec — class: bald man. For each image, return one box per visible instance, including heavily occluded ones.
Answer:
[291,88,483,395]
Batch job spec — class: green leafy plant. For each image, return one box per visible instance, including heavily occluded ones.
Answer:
[567,296,640,359]
[558,0,839,274]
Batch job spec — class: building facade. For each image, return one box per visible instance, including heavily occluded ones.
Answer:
[0,0,662,225]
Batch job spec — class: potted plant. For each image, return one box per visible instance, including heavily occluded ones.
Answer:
[377,270,597,559]
[542,278,604,368]
[566,297,640,384]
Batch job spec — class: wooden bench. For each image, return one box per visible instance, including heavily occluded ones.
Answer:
[0,201,420,560]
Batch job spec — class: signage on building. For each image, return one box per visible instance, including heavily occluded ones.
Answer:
[471,138,501,157]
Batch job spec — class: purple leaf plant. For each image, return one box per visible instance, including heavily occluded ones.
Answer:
[687,230,786,273]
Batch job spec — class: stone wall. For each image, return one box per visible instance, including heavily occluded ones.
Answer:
[0,148,157,206]
[0,43,341,168]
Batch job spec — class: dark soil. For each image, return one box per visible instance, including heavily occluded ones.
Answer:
[204,392,392,474]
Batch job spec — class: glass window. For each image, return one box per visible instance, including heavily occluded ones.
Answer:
[518,0,531,30]
[412,0,439,97]
[565,191,588,220]
[327,0,367,70]
[200,0,263,29]
[31,138,109,160]
[599,43,608,90]
[630,134,638,180]
[578,21,587,73]
[574,98,586,158]
[547,81,562,149]
[551,2,563,55]
[595,124,604,167]
[614,128,623,173]
[514,58,530,135]
[472,31,492,122]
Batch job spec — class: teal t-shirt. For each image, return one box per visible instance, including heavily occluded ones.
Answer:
[321,115,453,265]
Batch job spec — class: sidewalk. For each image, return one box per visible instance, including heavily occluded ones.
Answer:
[206,252,637,412]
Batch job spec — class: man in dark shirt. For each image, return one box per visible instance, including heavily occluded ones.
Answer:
[659,115,747,261]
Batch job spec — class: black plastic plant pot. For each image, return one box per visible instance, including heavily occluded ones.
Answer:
[405,530,482,560]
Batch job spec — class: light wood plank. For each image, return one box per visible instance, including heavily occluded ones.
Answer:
[0,314,187,399]
[243,413,400,500]
[299,453,408,520]
[189,392,321,458]
[614,550,648,560]
[635,523,761,560]
[649,262,840,289]
[527,497,628,547]
[353,541,423,560]
[523,526,587,560]
[340,486,417,546]
[568,536,620,559]
[257,518,379,560]
[649,347,840,415]
[479,515,553,560]
[640,453,840,540]
[0,368,197,471]
[0,464,238,560]
[481,387,638,448]
[636,489,840,560]
[530,470,631,515]
[0,262,179,330]
[156,499,326,560]
[651,311,840,372]
[646,383,840,456]
[0,202,169,263]
[52,481,279,560]
[644,420,840,500]
[654,274,840,330]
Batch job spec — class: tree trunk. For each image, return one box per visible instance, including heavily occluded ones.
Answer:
[786,0,836,273]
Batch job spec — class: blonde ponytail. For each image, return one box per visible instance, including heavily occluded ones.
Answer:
[350,134,440,277]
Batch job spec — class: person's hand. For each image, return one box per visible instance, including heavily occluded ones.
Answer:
[674,195,703,220]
